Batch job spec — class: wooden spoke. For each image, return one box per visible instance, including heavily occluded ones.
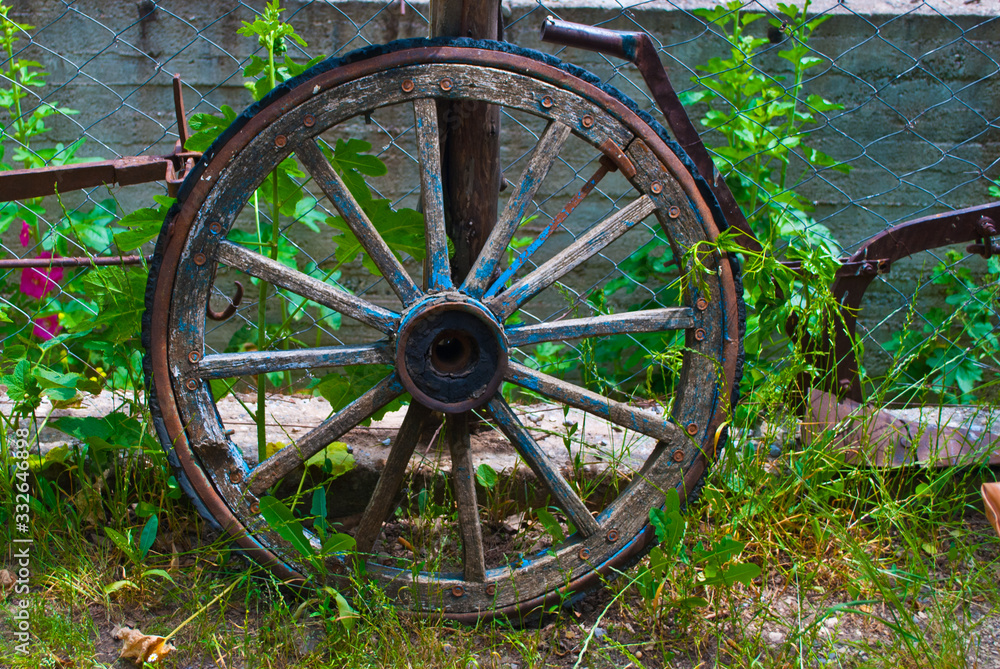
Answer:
[505,308,694,347]
[505,361,687,444]
[484,159,612,300]
[249,373,404,496]
[296,139,422,305]
[413,98,452,291]
[487,397,600,538]
[462,121,573,298]
[216,240,398,333]
[486,195,656,320]
[196,343,392,380]
[354,402,432,556]
[447,412,487,582]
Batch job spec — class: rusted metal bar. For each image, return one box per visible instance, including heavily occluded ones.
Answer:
[539,17,760,255]
[830,202,1000,401]
[0,254,149,269]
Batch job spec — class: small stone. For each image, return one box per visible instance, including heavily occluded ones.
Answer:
[381,438,392,446]
[442,643,454,654]
[599,439,608,447]
[825,616,837,628]
[635,651,642,660]
[563,419,577,428]
[768,631,784,643]
[592,626,607,640]
[768,443,782,458]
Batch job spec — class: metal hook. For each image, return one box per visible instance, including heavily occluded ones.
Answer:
[206,280,243,321]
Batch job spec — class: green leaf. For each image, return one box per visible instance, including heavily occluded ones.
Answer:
[258,496,315,559]
[138,515,158,559]
[105,527,138,563]
[649,488,685,553]
[701,561,761,587]
[141,568,176,584]
[322,532,356,555]
[475,463,498,490]
[115,204,170,251]
[103,579,137,594]
[314,366,402,425]
[327,199,425,275]
[324,586,359,632]
[304,442,356,478]
[536,507,565,543]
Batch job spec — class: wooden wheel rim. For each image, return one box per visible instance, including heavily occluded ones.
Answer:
[147,42,742,619]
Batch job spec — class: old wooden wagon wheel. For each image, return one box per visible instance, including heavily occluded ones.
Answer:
[143,38,743,620]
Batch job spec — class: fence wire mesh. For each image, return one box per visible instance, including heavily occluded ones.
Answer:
[2,0,999,426]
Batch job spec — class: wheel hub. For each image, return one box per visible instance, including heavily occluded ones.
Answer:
[395,295,508,413]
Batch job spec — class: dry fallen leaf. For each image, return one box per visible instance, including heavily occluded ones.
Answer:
[0,569,15,599]
[112,624,176,665]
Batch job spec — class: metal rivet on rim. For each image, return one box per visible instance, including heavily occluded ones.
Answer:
[209,222,222,234]
[672,448,685,462]
[606,529,619,543]
[188,351,200,363]
[439,78,453,91]
[578,547,591,560]
[250,502,260,514]
[485,584,497,596]
[541,95,553,108]
[650,181,663,194]
[686,423,699,436]
[303,114,315,127]
[193,253,206,266]
[401,79,415,92]
[230,470,244,484]
[581,114,594,128]
[184,379,197,391]
[451,585,465,597]
[668,205,681,218]
[694,328,706,341]
[696,297,709,311]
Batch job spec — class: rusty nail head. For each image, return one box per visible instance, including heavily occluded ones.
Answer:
[230,470,244,484]
[541,95,553,108]
[672,448,685,462]
[440,78,453,91]
[650,181,663,194]
[695,328,706,341]
[977,215,997,236]
[209,222,222,234]
[581,114,594,128]
[578,547,591,560]
[274,135,287,148]
[193,253,206,266]
[606,528,619,543]
[668,205,680,218]
[250,502,260,514]
[303,114,316,127]
[188,351,200,363]
[696,297,709,311]
[451,585,464,597]
[686,423,699,436]
[485,584,497,596]
[184,379,197,391]
[401,79,415,92]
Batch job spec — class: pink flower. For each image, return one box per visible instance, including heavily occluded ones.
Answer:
[19,252,64,300]
[31,314,61,340]
[19,220,31,247]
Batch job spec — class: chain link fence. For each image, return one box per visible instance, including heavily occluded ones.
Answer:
[2,0,999,425]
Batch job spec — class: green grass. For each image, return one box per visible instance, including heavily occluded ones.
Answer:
[2,394,998,669]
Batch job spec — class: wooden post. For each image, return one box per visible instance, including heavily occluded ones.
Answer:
[430,0,502,283]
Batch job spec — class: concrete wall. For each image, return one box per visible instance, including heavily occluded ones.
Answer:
[4,1,999,359]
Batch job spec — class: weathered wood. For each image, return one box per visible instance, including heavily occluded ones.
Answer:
[462,121,572,298]
[413,98,453,292]
[249,373,404,495]
[215,240,398,334]
[296,140,422,306]
[487,397,601,538]
[505,361,686,444]
[484,159,611,300]
[505,307,694,347]
[354,402,432,556]
[448,412,487,582]
[486,195,657,320]
[196,343,392,380]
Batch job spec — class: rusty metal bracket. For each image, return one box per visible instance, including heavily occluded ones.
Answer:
[0,74,200,204]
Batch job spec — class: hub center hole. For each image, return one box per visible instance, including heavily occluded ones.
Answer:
[430,330,478,375]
